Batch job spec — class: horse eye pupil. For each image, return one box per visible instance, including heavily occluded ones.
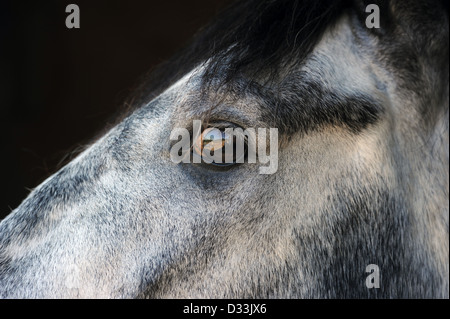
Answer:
[200,130,224,152]
[192,127,239,167]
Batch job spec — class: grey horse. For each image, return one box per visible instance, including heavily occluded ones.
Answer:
[0,0,448,298]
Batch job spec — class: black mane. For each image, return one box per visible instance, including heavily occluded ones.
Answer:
[132,0,350,104]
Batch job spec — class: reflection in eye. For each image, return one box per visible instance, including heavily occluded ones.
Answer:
[192,127,243,166]
[194,128,226,154]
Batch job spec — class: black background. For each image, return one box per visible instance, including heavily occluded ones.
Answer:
[0,0,232,220]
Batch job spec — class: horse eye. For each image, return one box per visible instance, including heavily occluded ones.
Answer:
[192,127,239,166]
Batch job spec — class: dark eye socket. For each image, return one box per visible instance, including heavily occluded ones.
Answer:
[192,125,247,167]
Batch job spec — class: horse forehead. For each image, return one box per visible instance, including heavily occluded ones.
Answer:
[164,16,383,124]
[299,15,383,93]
